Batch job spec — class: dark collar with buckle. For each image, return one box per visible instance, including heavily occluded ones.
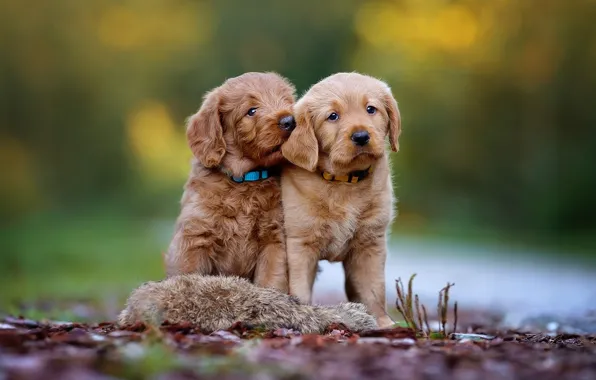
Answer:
[321,166,373,183]
[219,166,280,183]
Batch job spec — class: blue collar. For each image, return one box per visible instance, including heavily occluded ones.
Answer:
[219,166,271,183]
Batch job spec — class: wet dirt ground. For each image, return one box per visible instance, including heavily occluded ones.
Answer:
[1,314,596,380]
[2,237,595,379]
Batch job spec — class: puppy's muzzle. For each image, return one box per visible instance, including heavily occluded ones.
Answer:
[351,130,370,146]
[279,115,296,132]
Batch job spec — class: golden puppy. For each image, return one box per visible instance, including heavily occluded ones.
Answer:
[164,72,296,293]
[281,72,401,328]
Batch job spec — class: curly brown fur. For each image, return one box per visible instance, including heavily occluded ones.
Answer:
[164,72,296,293]
[118,274,378,334]
[281,72,401,328]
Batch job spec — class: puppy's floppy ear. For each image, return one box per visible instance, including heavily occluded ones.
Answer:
[382,87,402,152]
[281,102,318,171]
[186,89,226,167]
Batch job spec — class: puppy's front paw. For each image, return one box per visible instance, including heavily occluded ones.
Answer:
[376,315,396,329]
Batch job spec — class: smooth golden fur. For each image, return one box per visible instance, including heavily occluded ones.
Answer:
[281,72,401,328]
[164,72,296,293]
[118,275,378,333]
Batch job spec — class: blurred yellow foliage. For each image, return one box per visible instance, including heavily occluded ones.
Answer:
[126,102,191,185]
[97,1,212,50]
[354,0,563,86]
[516,42,559,89]
[355,1,479,58]
[1,0,593,236]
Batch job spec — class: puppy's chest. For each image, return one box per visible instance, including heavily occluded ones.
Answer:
[207,179,282,217]
[314,199,363,261]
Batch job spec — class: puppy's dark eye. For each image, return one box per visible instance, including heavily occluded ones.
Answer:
[247,108,257,116]
[366,106,377,115]
[328,112,339,121]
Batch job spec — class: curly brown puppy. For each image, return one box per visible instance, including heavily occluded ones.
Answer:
[164,72,296,293]
[118,275,378,333]
[281,72,402,328]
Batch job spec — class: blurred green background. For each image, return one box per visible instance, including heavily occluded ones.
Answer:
[1,0,595,316]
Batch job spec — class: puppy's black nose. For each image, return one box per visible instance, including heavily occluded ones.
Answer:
[279,115,296,132]
[351,130,370,146]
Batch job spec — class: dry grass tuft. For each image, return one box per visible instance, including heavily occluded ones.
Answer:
[395,274,458,339]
